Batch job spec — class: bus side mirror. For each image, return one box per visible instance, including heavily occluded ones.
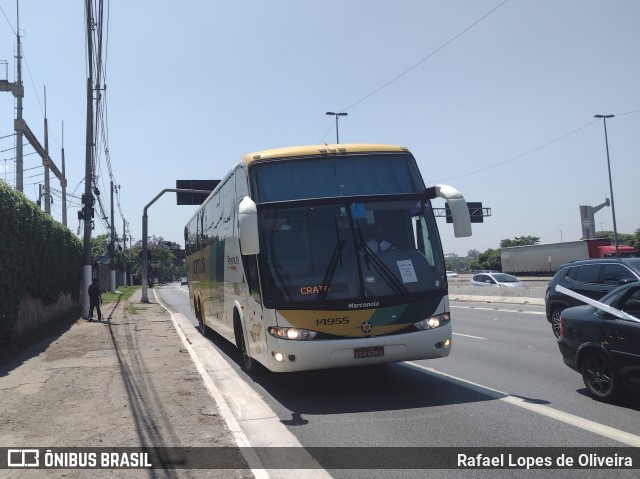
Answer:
[238,196,260,255]
[435,184,472,238]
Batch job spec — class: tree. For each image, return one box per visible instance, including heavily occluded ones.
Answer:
[445,254,461,272]
[469,248,502,272]
[91,234,110,268]
[595,230,635,246]
[90,233,126,269]
[631,228,640,251]
[500,236,540,248]
[125,236,186,283]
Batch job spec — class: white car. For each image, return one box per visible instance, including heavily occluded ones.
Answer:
[446,271,459,277]
[470,272,524,287]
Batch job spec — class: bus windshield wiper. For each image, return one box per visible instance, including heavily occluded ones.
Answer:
[317,217,345,303]
[316,239,345,303]
[359,242,410,298]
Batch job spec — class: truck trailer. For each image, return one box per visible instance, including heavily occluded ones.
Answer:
[500,239,637,275]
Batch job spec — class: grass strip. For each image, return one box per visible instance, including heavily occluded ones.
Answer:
[101,285,140,304]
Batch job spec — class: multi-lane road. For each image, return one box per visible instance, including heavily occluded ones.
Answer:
[154,282,639,478]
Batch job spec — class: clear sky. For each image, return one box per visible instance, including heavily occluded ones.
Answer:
[1,0,638,256]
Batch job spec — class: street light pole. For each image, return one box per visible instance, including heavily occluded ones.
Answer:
[326,112,348,144]
[141,188,212,303]
[594,114,619,256]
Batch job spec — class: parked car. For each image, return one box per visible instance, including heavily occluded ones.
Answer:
[545,258,640,337]
[470,272,524,288]
[446,270,459,278]
[180,277,188,285]
[557,282,640,401]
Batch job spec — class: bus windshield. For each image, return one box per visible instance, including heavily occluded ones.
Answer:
[251,153,425,202]
[258,199,445,309]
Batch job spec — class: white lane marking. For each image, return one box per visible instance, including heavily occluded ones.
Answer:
[453,333,487,340]
[452,305,546,315]
[406,361,640,447]
[154,289,332,479]
[162,285,189,292]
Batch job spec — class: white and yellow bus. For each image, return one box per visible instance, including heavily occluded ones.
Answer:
[184,144,471,373]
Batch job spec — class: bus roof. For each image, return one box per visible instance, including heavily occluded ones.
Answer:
[242,144,410,164]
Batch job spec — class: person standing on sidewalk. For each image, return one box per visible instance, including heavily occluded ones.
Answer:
[88,278,103,322]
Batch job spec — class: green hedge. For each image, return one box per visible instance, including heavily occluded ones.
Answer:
[0,180,83,346]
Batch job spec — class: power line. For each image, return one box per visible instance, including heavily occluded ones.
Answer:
[434,111,640,182]
[0,3,16,35]
[1,143,34,153]
[24,170,44,179]
[614,109,640,117]
[348,0,509,113]
[1,151,38,163]
[317,0,511,143]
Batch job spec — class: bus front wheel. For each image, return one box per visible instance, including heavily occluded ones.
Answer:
[234,315,256,374]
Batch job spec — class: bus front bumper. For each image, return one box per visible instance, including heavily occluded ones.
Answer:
[264,323,452,373]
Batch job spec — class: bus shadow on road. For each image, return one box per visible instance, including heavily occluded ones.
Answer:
[254,363,504,416]
[201,327,502,415]
[196,319,640,422]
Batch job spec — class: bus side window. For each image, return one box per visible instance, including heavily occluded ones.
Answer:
[234,167,249,235]
[235,167,249,200]
[243,255,261,303]
[413,215,436,267]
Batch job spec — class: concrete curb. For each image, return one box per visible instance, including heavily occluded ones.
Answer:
[450,295,546,306]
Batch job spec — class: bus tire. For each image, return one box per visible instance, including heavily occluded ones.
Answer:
[234,313,256,374]
[195,299,207,337]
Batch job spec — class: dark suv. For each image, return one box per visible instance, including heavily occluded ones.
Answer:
[545,258,640,337]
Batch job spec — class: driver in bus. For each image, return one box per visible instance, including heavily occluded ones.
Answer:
[366,225,394,253]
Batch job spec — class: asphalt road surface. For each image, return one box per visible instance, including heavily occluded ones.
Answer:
[155,283,640,479]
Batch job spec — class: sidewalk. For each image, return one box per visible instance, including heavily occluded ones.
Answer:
[0,289,252,478]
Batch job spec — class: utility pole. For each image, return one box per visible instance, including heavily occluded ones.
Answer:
[15,2,24,192]
[110,180,116,293]
[82,0,95,318]
[0,4,25,190]
[61,121,67,226]
[123,218,128,286]
[1,7,69,215]
[43,87,50,214]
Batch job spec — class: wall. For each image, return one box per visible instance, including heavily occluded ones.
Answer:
[1,180,83,346]
[12,293,79,340]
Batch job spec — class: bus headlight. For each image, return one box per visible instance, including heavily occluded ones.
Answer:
[268,327,318,340]
[414,313,450,331]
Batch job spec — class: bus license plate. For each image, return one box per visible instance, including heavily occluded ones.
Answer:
[354,346,384,359]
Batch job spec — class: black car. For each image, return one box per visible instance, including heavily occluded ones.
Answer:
[545,258,640,337]
[557,282,640,401]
